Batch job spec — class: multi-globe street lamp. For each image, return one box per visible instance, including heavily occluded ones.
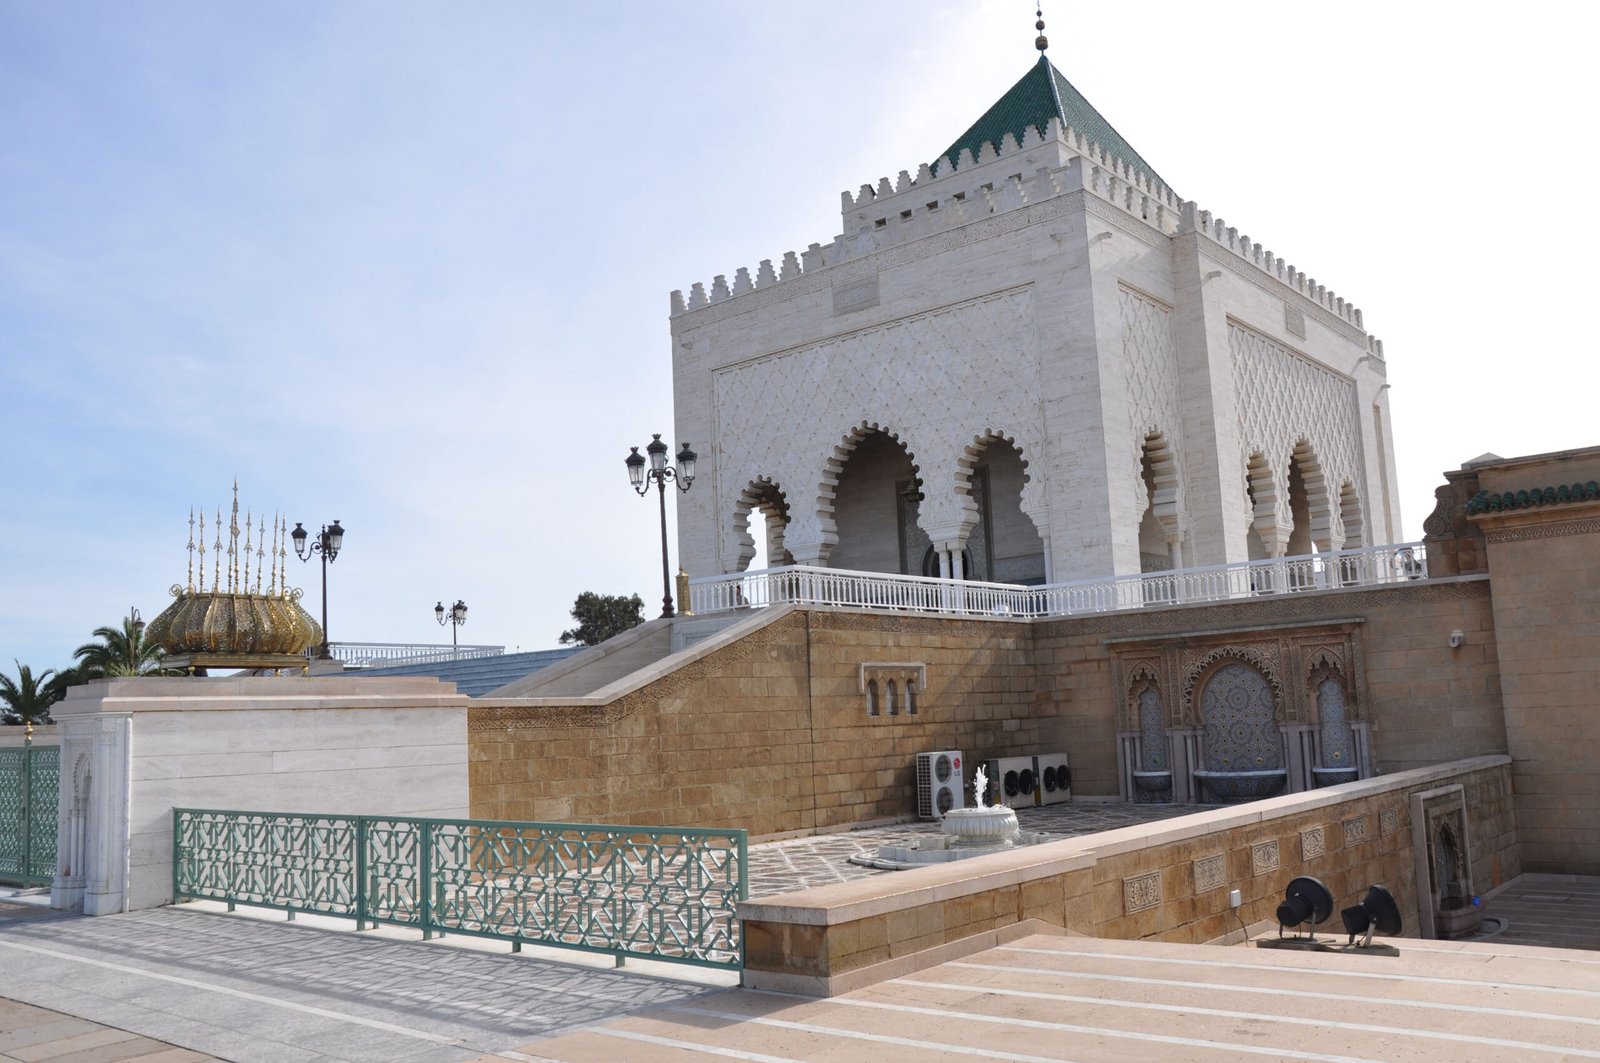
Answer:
[291,520,345,659]
[434,598,468,655]
[625,435,696,619]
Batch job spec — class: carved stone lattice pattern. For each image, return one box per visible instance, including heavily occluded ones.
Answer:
[1316,677,1354,767]
[1194,853,1226,895]
[1124,870,1162,914]
[1138,687,1166,771]
[1380,806,1401,835]
[1120,286,1182,505]
[1251,839,1281,876]
[1343,815,1370,846]
[711,287,1045,564]
[1300,826,1326,861]
[1229,322,1365,536]
[1200,663,1282,772]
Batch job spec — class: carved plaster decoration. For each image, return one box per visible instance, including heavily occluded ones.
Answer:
[710,286,1046,566]
[1300,826,1327,861]
[1182,645,1285,724]
[1229,321,1366,545]
[1342,815,1371,846]
[1380,806,1402,836]
[1120,285,1186,532]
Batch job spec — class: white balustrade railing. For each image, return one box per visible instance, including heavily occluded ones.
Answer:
[688,542,1427,621]
[330,642,507,668]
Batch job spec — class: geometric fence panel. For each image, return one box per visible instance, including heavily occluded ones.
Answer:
[173,808,747,971]
[0,745,59,887]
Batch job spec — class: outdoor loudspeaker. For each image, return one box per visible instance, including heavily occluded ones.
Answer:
[1341,884,1404,946]
[1276,876,1334,934]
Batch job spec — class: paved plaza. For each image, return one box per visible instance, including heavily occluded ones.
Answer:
[2,801,1598,1063]
[746,800,1213,896]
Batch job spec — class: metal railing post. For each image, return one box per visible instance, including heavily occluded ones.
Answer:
[355,816,368,931]
[419,820,433,940]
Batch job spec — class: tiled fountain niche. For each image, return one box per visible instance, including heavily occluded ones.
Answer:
[1412,784,1484,938]
[1111,618,1374,803]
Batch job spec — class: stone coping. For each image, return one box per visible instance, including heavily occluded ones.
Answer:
[52,675,470,714]
[473,606,796,709]
[738,754,1511,927]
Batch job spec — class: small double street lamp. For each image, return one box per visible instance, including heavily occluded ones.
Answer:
[625,435,696,618]
[434,598,468,655]
[291,519,346,659]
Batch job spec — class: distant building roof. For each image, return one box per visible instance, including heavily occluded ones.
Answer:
[937,56,1169,192]
[356,647,580,697]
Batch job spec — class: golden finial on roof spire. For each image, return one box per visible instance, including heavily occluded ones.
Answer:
[1035,4,1048,54]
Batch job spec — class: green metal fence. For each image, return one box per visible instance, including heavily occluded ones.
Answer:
[171,808,747,970]
[0,744,59,887]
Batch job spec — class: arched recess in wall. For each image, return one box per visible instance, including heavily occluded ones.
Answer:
[731,477,793,571]
[1244,452,1277,561]
[1195,657,1284,773]
[818,422,922,573]
[1128,667,1168,772]
[1307,652,1357,774]
[952,431,1045,584]
[1339,481,1364,549]
[1287,438,1335,554]
[1138,430,1184,573]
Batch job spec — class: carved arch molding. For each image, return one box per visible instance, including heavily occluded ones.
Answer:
[1108,619,1367,731]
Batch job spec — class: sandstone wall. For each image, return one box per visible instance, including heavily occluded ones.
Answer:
[741,757,1517,995]
[470,578,1506,837]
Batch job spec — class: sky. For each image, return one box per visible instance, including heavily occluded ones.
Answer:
[2,1,1596,674]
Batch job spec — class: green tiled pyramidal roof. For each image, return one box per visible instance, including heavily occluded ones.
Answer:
[938,57,1170,192]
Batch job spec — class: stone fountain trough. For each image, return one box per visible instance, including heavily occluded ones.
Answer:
[851,766,1052,871]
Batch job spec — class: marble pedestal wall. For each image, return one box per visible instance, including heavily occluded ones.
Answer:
[50,676,468,915]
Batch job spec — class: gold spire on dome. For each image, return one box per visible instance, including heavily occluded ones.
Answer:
[1035,4,1048,54]
[147,482,322,674]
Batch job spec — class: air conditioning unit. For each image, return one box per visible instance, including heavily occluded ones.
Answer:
[915,750,965,820]
[986,756,1038,809]
[1034,752,1072,805]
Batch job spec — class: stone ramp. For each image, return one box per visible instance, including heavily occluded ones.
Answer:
[514,932,1600,1062]
[486,612,751,698]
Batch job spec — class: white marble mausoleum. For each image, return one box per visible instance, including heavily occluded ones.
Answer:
[670,52,1401,587]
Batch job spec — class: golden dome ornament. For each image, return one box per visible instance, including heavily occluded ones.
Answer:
[145,482,322,675]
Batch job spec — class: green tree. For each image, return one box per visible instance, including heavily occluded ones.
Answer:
[0,661,62,725]
[558,591,646,647]
[72,616,166,679]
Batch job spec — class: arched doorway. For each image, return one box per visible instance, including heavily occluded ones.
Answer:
[829,428,920,574]
[958,435,1045,584]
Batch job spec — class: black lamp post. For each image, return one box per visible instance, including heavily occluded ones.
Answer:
[291,519,345,659]
[625,435,696,618]
[434,598,468,655]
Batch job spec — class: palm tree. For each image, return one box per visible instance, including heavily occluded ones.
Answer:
[0,662,61,725]
[72,617,166,679]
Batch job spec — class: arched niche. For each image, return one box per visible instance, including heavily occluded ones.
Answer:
[822,424,922,574]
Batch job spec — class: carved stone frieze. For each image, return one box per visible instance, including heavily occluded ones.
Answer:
[1193,853,1226,895]
[1251,839,1281,876]
[1300,826,1326,861]
[1124,870,1163,914]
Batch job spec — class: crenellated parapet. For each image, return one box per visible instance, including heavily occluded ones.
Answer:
[672,117,1378,355]
[1177,202,1378,353]
[671,116,1188,319]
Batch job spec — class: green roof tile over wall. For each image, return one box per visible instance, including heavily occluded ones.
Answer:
[938,57,1169,191]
